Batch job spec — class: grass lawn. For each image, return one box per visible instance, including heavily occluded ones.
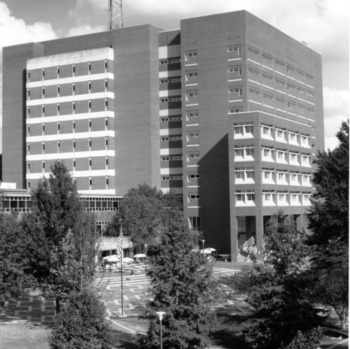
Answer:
[0,321,50,349]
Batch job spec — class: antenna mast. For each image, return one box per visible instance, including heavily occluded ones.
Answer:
[108,0,123,30]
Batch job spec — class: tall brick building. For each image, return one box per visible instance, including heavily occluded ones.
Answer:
[2,11,324,260]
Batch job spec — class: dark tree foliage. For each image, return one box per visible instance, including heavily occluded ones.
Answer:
[308,121,349,247]
[21,162,98,311]
[49,287,114,349]
[307,121,349,330]
[106,184,183,249]
[244,213,323,349]
[139,221,214,349]
[0,213,35,307]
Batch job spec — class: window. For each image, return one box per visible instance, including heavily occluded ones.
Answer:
[160,58,181,65]
[104,80,108,92]
[42,69,45,80]
[57,141,60,152]
[57,66,60,78]
[187,132,199,141]
[89,158,92,170]
[89,178,92,189]
[248,46,259,56]
[27,162,30,172]
[72,65,75,76]
[88,81,92,93]
[88,100,92,112]
[275,79,285,88]
[262,73,273,81]
[234,146,254,161]
[228,66,242,76]
[229,87,242,96]
[27,71,30,82]
[27,143,31,154]
[105,118,108,130]
[229,107,242,114]
[262,52,273,62]
[106,177,109,188]
[227,45,241,55]
[105,157,109,169]
[89,119,92,131]
[88,62,91,73]
[73,140,76,151]
[263,92,274,100]
[72,121,76,132]
[73,159,76,171]
[185,71,198,81]
[57,123,60,133]
[42,87,45,98]
[42,124,45,134]
[42,142,45,152]
[188,173,200,180]
[249,88,260,96]
[57,104,60,115]
[89,138,92,151]
[42,161,45,172]
[72,83,76,95]
[184,51,198,63]
[186,110,199,120]
[27,107,30,118]
[105,137,108,149]
[104,60,108,72]
[104,99,108,111]
[27,89,30,100]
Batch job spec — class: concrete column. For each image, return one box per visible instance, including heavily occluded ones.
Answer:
[255,213,264,253]
[230,215,239,262]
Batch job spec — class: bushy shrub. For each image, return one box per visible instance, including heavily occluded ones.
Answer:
[49,288,113,349]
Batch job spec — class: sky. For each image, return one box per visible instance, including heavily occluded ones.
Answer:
[0,0,348,152]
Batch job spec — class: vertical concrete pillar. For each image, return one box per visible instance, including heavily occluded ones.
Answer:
[230,215,239,262]
[255,214,264,254]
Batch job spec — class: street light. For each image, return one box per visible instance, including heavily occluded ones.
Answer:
[118,218,125,317]
[201,239,205,254]
[144,243,148,273]
[156,311,166,349]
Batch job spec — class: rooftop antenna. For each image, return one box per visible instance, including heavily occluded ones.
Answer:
[108,0,123,30]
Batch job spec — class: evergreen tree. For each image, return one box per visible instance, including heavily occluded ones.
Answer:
[307,121,349,329]
[139,221,214,349]
[0,213,35,307]
[244,213,323,349]
[49,287,114,349]
[21,162,98,312]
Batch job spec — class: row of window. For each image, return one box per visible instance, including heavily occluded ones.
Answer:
[27,80,110,100]
[27,138,110,154]
[234,168,312,186]
[27,118,110,136]
[235,190,312,206]
[27,99,110,118]
[247,45,314,84]
[161,131,199,142]
[248,88,315,116]
[27,61,109,82]
[27,157,111,172]
[234,146,312,166]
[248,67,315,96]
[233,123,311,147]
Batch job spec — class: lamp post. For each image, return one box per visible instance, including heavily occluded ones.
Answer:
[156,311,166,349]
[144,243,148,273]
[118,218,125,317]
[201,239,205,254]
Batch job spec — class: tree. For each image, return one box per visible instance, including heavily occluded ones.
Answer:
[244,213,323,349]
[106,184,183,250]
[307,121,349,330]
[21,162,98,312]
[0,213,35,308]
[49,287,114,349]
[139,220,214,349]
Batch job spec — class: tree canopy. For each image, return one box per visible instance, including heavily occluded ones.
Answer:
[307,121,349,329]
[244,213,323,349]
[106,184,183,249]
[21,162,98,311]
[139,220,214,349]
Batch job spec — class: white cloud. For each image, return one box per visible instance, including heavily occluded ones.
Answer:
[323,87,349,150]
[66,24,105,38]
[0,1,58,152]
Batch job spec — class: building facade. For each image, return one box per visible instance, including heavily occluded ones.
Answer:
[2,11,324,260]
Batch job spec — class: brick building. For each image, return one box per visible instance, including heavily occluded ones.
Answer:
[2,11,324,260]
